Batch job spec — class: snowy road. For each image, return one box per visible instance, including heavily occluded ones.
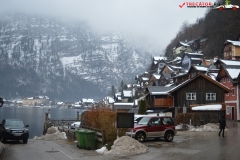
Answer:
[1,120,240,160]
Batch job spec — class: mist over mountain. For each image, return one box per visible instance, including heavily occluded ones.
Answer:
[0,13,155,101]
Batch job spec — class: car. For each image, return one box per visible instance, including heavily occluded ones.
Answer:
[134,114,156,124]
[70,121,81,129]
[126,116,177,142]
[212,4,239,10]
[0,119,29,144]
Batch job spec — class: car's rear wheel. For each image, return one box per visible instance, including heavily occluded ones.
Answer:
[135,132,146,142]
[164,131,174,142]
[23,138,28,144]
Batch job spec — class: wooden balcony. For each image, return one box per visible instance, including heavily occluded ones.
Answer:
[146,97,173,108]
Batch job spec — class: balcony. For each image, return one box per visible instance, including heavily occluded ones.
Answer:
[146,97,173,108]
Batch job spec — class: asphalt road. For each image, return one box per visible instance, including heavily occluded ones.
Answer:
[1,120,240,160]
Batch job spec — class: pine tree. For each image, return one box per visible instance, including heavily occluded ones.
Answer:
[138,100,146,114]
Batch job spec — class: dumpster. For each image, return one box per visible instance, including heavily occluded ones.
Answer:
[76,129,86,149]
[84,130,96,150]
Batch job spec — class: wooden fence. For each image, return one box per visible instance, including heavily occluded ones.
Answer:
[43,119,105,146]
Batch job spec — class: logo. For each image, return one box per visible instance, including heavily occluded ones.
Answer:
[179,0,239,10]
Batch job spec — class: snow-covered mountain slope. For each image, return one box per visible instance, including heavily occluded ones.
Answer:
[0,13,154,100]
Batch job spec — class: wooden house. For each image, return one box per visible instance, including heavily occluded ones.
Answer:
[158,73,171,86]
[216,64,240,120]
[181,52,204,71]
[169,73,231,117]
[145,86,175,112]
[223,33,240,60]
[148,74,160,86]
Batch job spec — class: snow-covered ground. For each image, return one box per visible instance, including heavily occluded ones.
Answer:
[33,126,67,140]
[176,123,228,132]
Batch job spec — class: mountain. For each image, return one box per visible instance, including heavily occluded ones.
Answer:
[0,13,154,101]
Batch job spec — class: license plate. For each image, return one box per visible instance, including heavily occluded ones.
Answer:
[14,133,22,136]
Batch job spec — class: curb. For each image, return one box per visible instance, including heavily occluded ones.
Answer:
[0,142,5,157]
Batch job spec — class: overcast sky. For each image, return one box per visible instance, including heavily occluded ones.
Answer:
[0,0,210,54]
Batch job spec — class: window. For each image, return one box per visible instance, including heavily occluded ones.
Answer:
[162,117,173,125]
[223,77,226,83]
[206,93,216,100]
[226,93,229,96]
[228,77,230,82]
[186,92,196,100]
[149,118,161,125]
[232,88,235,96]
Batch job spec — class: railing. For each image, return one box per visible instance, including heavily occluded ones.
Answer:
[45,119,105,146]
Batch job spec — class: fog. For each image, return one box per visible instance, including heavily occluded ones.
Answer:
[0,0,209,53]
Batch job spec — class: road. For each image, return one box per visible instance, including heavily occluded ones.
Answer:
[1,120,240,160]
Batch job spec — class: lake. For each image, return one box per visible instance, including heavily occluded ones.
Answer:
[0,107,84,138]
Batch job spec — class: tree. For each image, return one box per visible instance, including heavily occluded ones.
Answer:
[138,100,146,114]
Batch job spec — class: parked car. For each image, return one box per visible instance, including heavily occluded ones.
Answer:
[0,119,29,144]
[126,116,177,142]
[70,121,81,129]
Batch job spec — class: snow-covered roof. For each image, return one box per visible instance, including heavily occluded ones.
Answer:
[179,41,189,46]
[57,102,64,105]
[192,104,222,111]
[147,86,175,95]
[194,66,208,72]
[153,56,167,61]
[105,96,115,103]
[142,77,149,81]
[226,40,240,46]
[27,97,34,100]
[226,68,240,79]
[186,52,203,56]
[123,90,132,97]
[191,58,202,61]
[153,74,160,80]
[169,65,182,69]
[82,98,94,103]
[114,103,134,106]
[220,60,240,66]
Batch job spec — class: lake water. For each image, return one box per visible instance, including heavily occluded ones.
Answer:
[0,107,84,138]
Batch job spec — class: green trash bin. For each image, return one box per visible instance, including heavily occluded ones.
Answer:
[76,129,86,149]
[84,130,96,150]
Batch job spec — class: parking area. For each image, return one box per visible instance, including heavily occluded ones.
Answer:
[1,120,240,160]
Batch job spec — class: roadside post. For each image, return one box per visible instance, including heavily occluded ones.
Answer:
[183,105,186,131]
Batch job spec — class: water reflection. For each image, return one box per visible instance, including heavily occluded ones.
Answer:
[0,107,83,138]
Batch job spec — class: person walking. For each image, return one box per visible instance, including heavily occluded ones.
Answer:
[219,115,226,137]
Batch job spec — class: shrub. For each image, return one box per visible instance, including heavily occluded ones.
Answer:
[81,108,128,149]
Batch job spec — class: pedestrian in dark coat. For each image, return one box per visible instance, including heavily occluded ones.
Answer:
[219,115,226,137]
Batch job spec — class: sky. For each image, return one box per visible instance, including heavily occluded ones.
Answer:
[0,0,211,54]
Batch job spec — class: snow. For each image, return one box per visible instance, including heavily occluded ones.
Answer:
[153,74,160,79]
[186,52,203,56]
[103,136,147,156]
[96,146,109,154]
[176,123,229,132]
[220,60,240,66]
[33,126,67,140]
[226,68,240,79]
[194,66,208,71]
[114,103,134,106]
[153,56,167,61]
[192,104,222,110]
[226,40,240,46]
[123,90,132,97]
[151,92,169,95]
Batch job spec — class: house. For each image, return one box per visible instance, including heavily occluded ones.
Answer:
[22,96,50,106]
[121,90,133,102]
[145,86,175,114]
[81,98,94,106]
[216,64,240,120]
[148,74,160,86]
[113,102,134,111]
[158,73,171,86]
[181,52,204,71]
[166,56,182,66]
[199,38,208,50]
[223,40,240,60]
[169,73,231,117]
[148,56,167,74]
[56,102,66,108]
[114,92,122,102]
[173,41,193,56]
[214,59,240,69]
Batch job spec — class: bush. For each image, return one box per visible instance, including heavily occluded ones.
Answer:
[81,108,128,149]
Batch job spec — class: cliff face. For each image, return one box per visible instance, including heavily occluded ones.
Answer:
[0,13,152,100]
